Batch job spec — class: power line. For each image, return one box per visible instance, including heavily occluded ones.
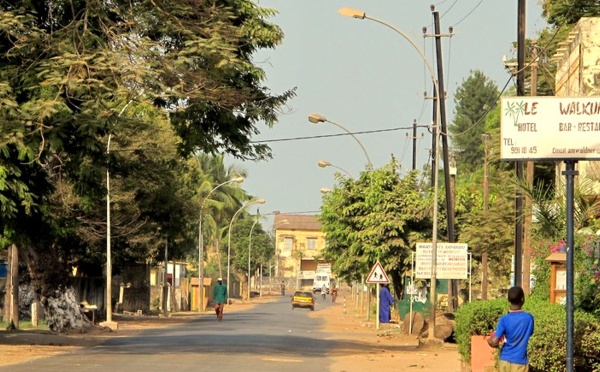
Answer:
[251,125,428,144]
[451,0,486,27]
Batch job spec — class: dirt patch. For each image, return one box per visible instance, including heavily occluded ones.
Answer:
[0,293,464,371]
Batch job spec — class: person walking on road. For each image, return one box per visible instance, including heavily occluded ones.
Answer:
[379,284,395,324]
[213,278,227,321]
[331,285,338,303]
[487,286,534,372]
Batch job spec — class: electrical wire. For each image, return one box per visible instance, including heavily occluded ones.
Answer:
[451,0,486,28]
[451,0,580,140]
[251,125,427,144]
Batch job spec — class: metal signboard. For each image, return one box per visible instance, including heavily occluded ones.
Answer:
[415,243,468,279]
[500,96,600,161]
[366,261,390,284]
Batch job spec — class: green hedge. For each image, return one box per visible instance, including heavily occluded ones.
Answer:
[454,297,506,362]
[455,298,600,371]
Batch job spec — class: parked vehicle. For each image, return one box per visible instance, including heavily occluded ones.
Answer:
[291,291,315,311]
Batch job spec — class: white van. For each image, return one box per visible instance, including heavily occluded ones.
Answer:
[313,274,330,294]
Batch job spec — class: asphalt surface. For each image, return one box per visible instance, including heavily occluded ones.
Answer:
[4,295,351,372]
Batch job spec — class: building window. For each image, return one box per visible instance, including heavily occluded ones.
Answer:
[307,237,317,250]
[284,237,293,252]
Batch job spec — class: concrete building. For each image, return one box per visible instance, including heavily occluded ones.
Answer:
[273,214,331,290]
[552,17,600,192]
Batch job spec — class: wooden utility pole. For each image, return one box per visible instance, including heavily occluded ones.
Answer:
[522,44,538,295]
[432,8,458,312]
[482,134,491,300]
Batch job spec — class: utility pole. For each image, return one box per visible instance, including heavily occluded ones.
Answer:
[431,7,458,311]
[163,235,169,317]
[514,0,526,288]
[430,85,437,188]
[407,119,423,171]
[412,119,417,170]
[482,134,491,300]
[522,43,538,295]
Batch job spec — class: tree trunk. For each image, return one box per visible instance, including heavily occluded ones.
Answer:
[20,243,90,333]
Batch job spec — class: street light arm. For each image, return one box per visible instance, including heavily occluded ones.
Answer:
[227,198,266,303]
[364,16,439,99]
[197,175,243,312]
[325,119,373,169]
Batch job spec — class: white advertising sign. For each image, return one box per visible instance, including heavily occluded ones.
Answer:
[415,243,468,279]
[500,96,600,160]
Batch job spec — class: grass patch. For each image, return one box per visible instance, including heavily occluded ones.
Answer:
[0,320,48,330]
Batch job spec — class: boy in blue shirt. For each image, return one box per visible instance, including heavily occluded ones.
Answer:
[487,286,535,372]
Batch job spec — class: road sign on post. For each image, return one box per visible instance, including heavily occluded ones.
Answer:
[366,262,390,284]
[366,262,390,331]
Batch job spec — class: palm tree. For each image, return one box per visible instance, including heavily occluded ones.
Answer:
[194,154,249,276]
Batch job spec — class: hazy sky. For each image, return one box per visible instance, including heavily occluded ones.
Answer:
[228,1,547,226]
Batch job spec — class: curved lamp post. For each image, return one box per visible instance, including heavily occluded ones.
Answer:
[227,198,266,304]
[247,214,261,301]
[308,113,373,169]
[339,6,442,338]
[197,176,244,312]
[318,160,354,178]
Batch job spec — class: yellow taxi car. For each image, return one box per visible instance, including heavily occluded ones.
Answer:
[291,291,315,311]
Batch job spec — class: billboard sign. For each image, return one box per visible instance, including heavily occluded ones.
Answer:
[415,243,468,279]
[500,96,600,160]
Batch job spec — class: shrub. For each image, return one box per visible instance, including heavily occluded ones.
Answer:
[454,298,506,362]
[455,296,600,371]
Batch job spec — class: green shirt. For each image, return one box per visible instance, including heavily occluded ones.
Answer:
[213,283,227,304]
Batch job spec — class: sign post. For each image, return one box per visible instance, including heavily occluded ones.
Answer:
[500,96,600,371]
[366,262,390,330]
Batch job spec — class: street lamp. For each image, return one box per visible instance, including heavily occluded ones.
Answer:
[308,114,373,169]
[320,188,331,194]
[197,176,244,312]
[102,99,136,330]
[339,6,442,340]
[318,160,354,178]
[247,214,262,301]
[227,198,266,304]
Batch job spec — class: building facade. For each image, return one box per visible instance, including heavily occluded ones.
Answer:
[552,17,600,192]
[273,214,331,290]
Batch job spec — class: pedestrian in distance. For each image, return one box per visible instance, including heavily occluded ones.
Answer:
[213,277,227,321]
[487,286,535,372]
[331,285,338,303]
[321,285,327,301]
[379,283,395,324]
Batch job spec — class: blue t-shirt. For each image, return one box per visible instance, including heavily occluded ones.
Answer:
[494,310,535,365]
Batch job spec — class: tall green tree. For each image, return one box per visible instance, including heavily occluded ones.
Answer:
[319,162,432,298]
[0,0,292,331]
[449,70,499,174]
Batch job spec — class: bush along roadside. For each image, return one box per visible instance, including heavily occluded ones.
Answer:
[455,297,600,371]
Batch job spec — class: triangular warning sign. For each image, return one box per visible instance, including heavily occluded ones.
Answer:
[366,262,390,283]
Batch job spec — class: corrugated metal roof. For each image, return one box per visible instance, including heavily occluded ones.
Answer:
[274,214,321,231]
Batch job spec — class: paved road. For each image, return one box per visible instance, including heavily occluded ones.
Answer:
[5,295,352,372]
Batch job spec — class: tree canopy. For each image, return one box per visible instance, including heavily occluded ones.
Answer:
[0,0,293,331]
[319,161,432,296]
[448,70,499,174]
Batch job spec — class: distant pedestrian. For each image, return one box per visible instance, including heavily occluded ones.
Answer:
[331,285,338,303]
[379,284,395,324]
[487,286,535,371]
[213,278,227,321]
